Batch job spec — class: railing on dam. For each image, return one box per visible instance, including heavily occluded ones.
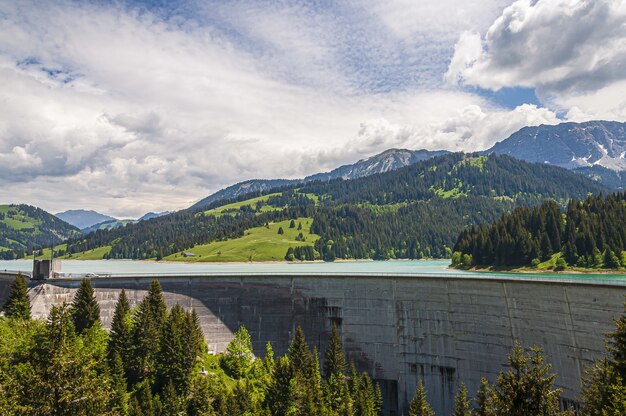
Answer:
[46,270,626,287]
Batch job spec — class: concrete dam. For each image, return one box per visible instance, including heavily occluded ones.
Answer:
[3,273,626,415]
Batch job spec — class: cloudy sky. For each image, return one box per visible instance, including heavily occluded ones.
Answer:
[1,0,625,218]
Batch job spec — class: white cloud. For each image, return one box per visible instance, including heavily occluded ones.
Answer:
[446,0,626,93]
[0,0,594,217]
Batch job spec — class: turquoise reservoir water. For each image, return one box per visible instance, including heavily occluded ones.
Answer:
[1,259,625,285]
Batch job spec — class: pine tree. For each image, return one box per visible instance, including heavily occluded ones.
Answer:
[266,356,295,416]
[129,279,168,385]
[187,376,216,416]
[353,371,379,416]
[582,302,626,414]
[26,304,112,415]
[157,304,196,394]
[278,227,284,235]
[132,381,154,416]
[188,309,206,356]
[323,323,346,380]
[264,342,275,374]
[109,352,129,415]
[408,381,435,416]
[490,341,570,416]
[160,380,185,416]
[452,383,472,416]
[288,326,314,377]
[223,325,255,379]
[475,378,492,416]
[108,289,132,369]
[3,273,30,320]
[70,279,101,334]
[289,220,296,228]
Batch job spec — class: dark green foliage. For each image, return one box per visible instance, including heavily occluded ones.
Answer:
[109,351,129,415]
[452,383,472,416]
[288,326,312,376]
[475,378,491,416]
[455,192,626,269]
[302,153,605,206]
[277,227,284,235]
[289,220,296,228]
[161,380,186,415]
[157,304,202,394]
[129,279,168,384]
[17,304,112,414]
[266,356,295,416]
[187,376,217,416]
[108,289,132,370]
[0,204,80,260]
[70,279,101,334]
[131,380,155,416]
[352,371,381,416]
[488,342,570,416]
[408,381,435,416]
[323,323,346,380]
[3,273,30,320]
[582,302,626,414]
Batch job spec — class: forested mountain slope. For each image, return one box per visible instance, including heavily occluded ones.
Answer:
[57,153,607,261]
[0,204,80,259]
[453,192,626,270]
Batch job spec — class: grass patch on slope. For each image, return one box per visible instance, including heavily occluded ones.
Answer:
[201,193,282,217]
[165,217,319,262]
[25,244,111,260]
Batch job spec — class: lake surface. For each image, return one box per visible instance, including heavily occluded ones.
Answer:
[2,259,626,285]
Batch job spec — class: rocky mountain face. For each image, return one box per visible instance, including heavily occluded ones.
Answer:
[191,149,448,210]
[190,179,299,210]
[55,209,116,230]
[305,149,449,182]
[486,121,626,172]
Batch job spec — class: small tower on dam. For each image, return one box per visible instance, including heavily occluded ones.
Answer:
[32,259,61,279]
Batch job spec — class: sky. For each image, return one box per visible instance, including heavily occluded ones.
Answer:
[1,0,625,218]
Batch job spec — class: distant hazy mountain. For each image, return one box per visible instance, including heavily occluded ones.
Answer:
[138,211,171,221]
[305,149,449,182]
[55,209,116,230]
[486,121,626,172]
[81,211,173,234]
[81,219,135,234]
[191,149,448,210]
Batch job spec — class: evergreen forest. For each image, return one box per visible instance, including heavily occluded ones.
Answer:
[453,191,626,270]
[1,274,626,414]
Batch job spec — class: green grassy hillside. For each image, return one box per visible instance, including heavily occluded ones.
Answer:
[0,205,79,259]
[165,217,319,262]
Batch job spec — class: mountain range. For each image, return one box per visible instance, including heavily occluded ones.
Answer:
[55,152,607,261]
[191,149,449,210]
[5,119,626,261]
[55,209,116,230]
[192,120,626,210]
[486,120,626,182]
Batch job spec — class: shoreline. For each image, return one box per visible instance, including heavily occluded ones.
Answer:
[450,265,626,275]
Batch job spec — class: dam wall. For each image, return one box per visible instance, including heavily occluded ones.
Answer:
[5,274,625,415]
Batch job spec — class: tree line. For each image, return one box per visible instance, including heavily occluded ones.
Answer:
[2,274,626,414]
[26,153,609,262]
[453,192,626,269]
